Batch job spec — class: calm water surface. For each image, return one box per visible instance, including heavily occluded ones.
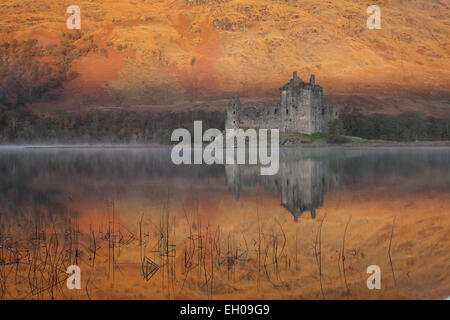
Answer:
[0,146,448,299]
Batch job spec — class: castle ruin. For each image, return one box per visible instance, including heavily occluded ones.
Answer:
[225,72,339,134]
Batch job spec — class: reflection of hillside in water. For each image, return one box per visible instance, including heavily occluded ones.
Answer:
[0,147,448,300]
[0,148,222,215]
[225,150,340,222]
[225,147,450,221]
[0,147,448,222]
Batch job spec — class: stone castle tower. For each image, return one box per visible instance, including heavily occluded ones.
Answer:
[225,72,339,134]
[225,93,241,130]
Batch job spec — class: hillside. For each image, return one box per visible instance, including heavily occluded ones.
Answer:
[1,0,449,115]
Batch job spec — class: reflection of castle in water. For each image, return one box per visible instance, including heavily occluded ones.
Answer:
[225,155,339,222]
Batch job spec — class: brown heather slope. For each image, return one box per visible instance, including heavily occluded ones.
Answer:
[1,0,449,115]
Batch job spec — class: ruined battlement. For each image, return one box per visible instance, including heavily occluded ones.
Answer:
[225,72,339,134]
[280,72,320,91]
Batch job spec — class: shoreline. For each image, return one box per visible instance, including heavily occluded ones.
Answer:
[0,140,449,150]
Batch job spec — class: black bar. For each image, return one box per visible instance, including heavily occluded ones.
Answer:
[0,300,446,319]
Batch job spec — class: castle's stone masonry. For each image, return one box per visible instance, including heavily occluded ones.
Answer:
[225,72,339,134]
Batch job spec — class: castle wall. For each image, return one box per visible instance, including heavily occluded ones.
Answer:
[225,73,339,135]
[310,86,326,133]
[281,85,312,133]
[237,103,281,130]
[225,93,241,130]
